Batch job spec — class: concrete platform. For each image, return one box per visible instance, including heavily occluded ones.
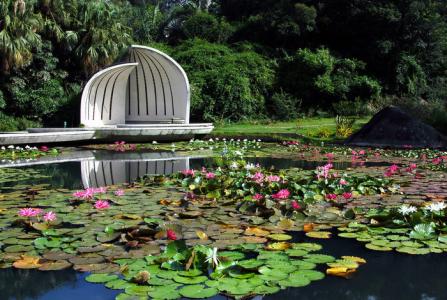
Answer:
[1,123,214,145]
[0,131,96,146]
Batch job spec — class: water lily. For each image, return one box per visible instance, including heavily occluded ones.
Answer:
[205,247,219,267]
[342,192,352,200]
[94,200,110,210]
[291,201,301,210]
[251,172,264,184]
[398,204,418,216]
[339,179,348,185]
[253,193,264,201]
[272,189,291,200]
[43,211,57,222]
[114,189,125,196]
[266,175,281,182]
[166,229,177,241]
[18,208,43,218]
[229,162,238,169]
[425,202,446,212]
[181,169,195,177]
[326,194,337,200]
[205,172,216,179]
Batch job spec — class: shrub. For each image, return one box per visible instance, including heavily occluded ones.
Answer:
[0,113,41,132]
[270,90,302,120]
[279,48,381,109]
[335,115,356,138]
[173,39,274,122]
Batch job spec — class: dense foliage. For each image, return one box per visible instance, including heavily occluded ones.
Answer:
[1,0,447,129]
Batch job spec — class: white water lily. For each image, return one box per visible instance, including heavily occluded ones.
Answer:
[245,163,256,170]
[7,145,14,149]
[398,204,418,216]
[425,202,447,212]
[229,162,238,169]
[205,247,220,267]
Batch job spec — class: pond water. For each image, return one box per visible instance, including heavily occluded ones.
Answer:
[1,151,445,300]
[2,234,447,300]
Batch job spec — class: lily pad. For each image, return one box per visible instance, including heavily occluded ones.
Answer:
[179,285,218,299]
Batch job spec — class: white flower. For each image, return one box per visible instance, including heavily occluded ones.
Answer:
[215,137,220,141]
[234,150,243,156]
[1,146,5,150]
[245,163,255,170]
[222,138,226,141]
[25,145,30,150]
[229,162,238,169]
[257,139,261,142]
[398,205,418,216]
[152,141,158,144]
[205,247,220,267]
[208,138,214,142]
[171,143,176,147]
[425,202,447,212]
[8,145,14,149]
[243,139,248,142]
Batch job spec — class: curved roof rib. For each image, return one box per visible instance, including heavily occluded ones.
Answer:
[125,45,190,124]
[80,63,138,127]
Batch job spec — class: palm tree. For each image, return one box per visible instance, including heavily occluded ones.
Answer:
[0,0,43,74]
[75,1,132,76]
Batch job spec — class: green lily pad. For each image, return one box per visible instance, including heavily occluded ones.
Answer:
[85,273,118,283]
[147,286,181,300]
[303,254,336,264]
[179,285,218,298]
[173,275,208,284]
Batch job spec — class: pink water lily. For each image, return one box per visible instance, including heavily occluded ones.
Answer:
[18,208,43,218]
[342,192,352,200]
[325,153,334,160]
[291,200,301,210]
[339,179,348,185]
[182,169,195,177]
[266,175,281,182]
[251,172,265,184]
[272,189,291,200]
[326,194,337,200]
[43,211,57,222]
[114,189,125,196]
[206,172,216,179]
[94,200,110,210]
[253,193,264,201]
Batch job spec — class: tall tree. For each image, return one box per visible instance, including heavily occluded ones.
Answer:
[0,0,43,74]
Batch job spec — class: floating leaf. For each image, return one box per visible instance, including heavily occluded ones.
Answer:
[13,256,42,269]
[267,234,292,241]
[85,273,119,283]
[305,231,332,239]
[179,285,218,298]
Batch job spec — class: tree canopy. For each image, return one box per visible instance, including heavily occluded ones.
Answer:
[1,0,447,130]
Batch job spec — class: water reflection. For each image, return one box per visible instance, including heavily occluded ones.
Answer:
[81,153,189,188]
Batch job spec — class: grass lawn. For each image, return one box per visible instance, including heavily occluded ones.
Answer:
[212,116,371,142]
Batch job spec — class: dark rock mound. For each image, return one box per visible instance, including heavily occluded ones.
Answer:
[345,106,447,148]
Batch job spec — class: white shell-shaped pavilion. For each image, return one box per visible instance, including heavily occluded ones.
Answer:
[80,45,191,127]
[17,45,212,145]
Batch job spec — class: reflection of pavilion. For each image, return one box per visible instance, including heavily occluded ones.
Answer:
[81,155,189,188]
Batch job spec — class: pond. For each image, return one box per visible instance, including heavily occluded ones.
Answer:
[1,145,447,300]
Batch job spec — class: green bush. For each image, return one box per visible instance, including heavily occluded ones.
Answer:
[0,113,41,132]
[183,12,233,43]
[270,90,302,120]
[173,39,274,122]
[279,48,381,109]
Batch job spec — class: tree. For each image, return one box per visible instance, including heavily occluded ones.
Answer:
[74,1,132,76]
[0,0,43,74]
